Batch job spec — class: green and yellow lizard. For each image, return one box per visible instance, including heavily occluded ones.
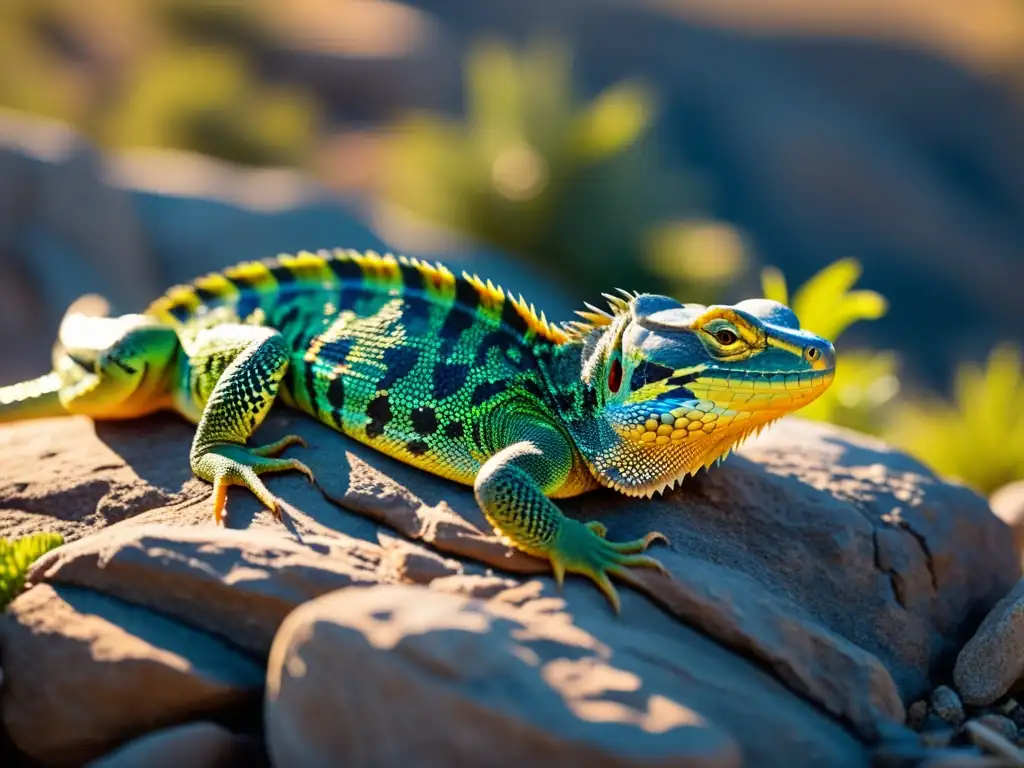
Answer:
[0,250,835,610]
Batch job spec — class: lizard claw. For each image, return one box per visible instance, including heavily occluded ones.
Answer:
[546,520,670,614]
[195,440,316,524]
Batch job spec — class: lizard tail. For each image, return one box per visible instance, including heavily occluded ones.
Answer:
[0,373,66,423]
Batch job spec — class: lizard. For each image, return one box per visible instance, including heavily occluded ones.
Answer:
[0,249,835,611]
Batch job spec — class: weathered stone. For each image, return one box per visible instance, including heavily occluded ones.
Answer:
[970,714,1018,745]
[28,523,385,657]
[931,686,966,728]
[906,700,928,731]
[266,585,868,767]
[2,412,1017,751]
[919,715,955,749]
[954,579,1024,705]
[88,722,263,768]
[0,584,263,765]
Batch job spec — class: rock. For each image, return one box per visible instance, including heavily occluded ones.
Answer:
[0,584,263,765]
[964,718,1024,763]
[28,523,386,657]
[930,686,965,728]
[969,715,1018,745]
[954,579,1024,705]
[0,411,1016,760]
[88,722,263,768]
[907,700,928,731]
[266,584,867,767]
[919,715,955,749]
[991,481,1024,552]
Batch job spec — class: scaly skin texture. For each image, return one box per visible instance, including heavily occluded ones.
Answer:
[0,250,836,611]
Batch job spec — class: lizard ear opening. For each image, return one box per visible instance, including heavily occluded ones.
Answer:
[607,358,623,393]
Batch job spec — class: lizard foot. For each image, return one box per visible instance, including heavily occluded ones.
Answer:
[548,519,669,614]
[195,439,314,524]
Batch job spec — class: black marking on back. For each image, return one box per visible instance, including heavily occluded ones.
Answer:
[326,375,345,428]
[366,394,391,439]
[455,279,481,313]
[471,380,507,406]
[317,337,356,367]
[406,440,429,456]
[501,299,531,336]
[327,257,362,282]
[401,295,432,336]
[474,331,514,367]
[411,407,438,435]
[193,284,221,305]
[433,363,469,400]
[378,347,419,390]
[438,308,474,356]
[444,421,464,438]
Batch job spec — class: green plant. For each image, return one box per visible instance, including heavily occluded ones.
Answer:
[887,344,1024,494]
[0,532,63,611]
[762,258,896,433]
[382,37,740,301]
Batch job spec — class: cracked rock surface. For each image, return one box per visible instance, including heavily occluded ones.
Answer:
[0,413,1017,766]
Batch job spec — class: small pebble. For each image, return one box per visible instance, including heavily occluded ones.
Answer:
[971,714,1018,744]
[920,714,956,749]
[1007,702,1024,731]
[907,700,929,731]
[930,686,965,728]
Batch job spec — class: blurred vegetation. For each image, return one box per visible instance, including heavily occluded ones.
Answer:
[0,0,316,166]
[766,260,1024,495]
[382,38,745,301]
[0,532,63,611]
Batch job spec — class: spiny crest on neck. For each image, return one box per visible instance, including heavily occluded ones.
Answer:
[146,249,572,345]
[561,288,639,340]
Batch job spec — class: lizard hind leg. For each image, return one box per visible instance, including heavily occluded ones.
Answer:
[474,424,669,614]
[186,325,314,524]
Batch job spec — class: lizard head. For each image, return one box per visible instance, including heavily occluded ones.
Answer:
[0,299,180,423]
[574,293,835,496]
[52,306,180,419]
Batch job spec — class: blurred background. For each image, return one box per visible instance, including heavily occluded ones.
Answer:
[0,0,1021,501]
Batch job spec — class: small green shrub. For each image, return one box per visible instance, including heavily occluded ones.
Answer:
[887,344,1024,494]
[0,532,63,611]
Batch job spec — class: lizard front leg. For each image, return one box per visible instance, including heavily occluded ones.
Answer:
[187,325,313,523]
[474,419,667,613]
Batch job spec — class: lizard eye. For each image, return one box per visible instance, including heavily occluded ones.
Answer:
[607,359,622,393]
[714,329,738,345]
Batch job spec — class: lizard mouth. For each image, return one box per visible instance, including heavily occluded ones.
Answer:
[683,367,835,412]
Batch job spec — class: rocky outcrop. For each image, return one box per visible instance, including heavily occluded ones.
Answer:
[0,411,1017,765]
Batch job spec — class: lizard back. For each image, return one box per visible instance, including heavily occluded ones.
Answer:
[147,249,574,485]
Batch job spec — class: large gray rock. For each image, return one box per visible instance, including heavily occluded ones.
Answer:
[265,584,859,767]
[0,584,263,765]
[0,411,1015,764]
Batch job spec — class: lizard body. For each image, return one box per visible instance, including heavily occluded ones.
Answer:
[0,249,835,610]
